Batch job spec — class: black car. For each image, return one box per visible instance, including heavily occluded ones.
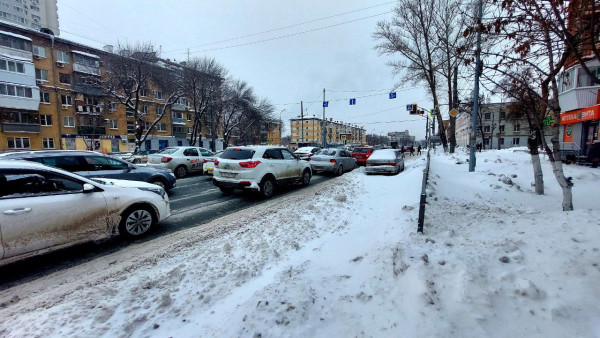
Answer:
[0,150,177,191]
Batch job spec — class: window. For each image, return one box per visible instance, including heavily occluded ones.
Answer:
[30,6,40,12]
[85,156,129,171]
[141,105,148,114]
[0,83,32,97]
[187,127,192,134]
[59,73,70,85]
[156,123,167,131]
[0,32,31,51]
[173,111,183,119]
[40,114,52,126]
[153,90,163,100]
[484,125,490,133]
[264,149,284,160]
[61,95,72,106]
[142,122,150,131]
[35,68,48,81]
[499,138,504,145]
[126,107,134,117]
[499,112,506,119]
[512,138,520,145]
[183,148,199,157]
[108,102,117,112]
[499,125,505,132]
[31,14,41,20]
[127,121,134,134]
[187,114,191,121]
[0,59,25,73]
[140,88,148,97]
[281,149,296,160]
[109,120,118,129]
[63,116,74,127]
[43,138,54,149]
[173,126,185,134]
[40,91,50,103]
[57,51,69,64]
[513,124,520,132]
[7,137,30,149]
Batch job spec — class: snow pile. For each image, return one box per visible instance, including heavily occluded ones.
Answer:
[0,148,598,337]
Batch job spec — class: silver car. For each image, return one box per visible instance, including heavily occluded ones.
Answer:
[365,149,405,175]
[147,146,213,178]
[309,148,356,176]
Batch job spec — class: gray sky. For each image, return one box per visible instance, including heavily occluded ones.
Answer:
[58,0,437,139]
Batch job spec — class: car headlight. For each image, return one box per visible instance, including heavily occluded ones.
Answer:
[138,187,167,199]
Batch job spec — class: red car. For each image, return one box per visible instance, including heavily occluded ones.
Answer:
[351,146,374,166]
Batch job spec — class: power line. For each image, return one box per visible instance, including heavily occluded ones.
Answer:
[60,2,122,37]
[165,11,393,56]
[164,1,396,54]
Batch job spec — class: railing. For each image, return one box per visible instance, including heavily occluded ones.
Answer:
[1,122,40,133]
[560,142,584,162]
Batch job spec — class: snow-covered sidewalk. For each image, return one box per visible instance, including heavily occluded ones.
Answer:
[0,148,598,337]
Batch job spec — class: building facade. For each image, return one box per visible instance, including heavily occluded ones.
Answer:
[387,130,415,147]
[0,22,227,153]
[289,115,365,147]
[0,0,59,35]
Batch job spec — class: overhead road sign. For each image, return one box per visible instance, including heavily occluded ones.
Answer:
[389,92,396,99]
[349,98,356,105]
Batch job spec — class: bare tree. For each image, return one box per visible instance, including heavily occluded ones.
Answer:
[182,57,225,148]
[103,43,182,152]
[220,78,255,147]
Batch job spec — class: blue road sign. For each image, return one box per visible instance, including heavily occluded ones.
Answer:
[389,92,396,99]
[349,98,356,105]
[406,104,413,111]
[323,101,329,107]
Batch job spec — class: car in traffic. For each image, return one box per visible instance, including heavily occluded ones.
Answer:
[294,146,320,160]
[364,149,405,175]
[350,146,374,166]
[146,146,214,178]
[203,150,224,175]
[309,148,356,175]
[212,145,312,198]
[116,149,158,164]
[0,150,176,191]
[0,159,170,266]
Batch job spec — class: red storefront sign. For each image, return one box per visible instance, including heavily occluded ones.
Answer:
[560,105,600,124]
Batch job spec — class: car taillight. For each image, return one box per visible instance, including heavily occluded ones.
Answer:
[203,159,208,163]
[387,162,397,166]
[239,160,261,168]
[330,159,336,164]
[307,153,313,157]
[214,159,220,166]
[161,157,173,163]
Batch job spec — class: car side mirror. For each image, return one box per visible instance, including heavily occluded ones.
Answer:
[83,183,95,193]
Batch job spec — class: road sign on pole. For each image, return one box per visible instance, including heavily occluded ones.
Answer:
[323,101,329,107]
[389,92,397,99]
[449,108,458,117]
[349,98,356,105]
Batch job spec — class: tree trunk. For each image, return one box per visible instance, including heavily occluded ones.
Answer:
[528,132,544,195]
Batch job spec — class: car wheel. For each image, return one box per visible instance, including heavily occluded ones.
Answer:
[220,187,234,195]
[259,176,276,199]
[119,205,156,237]
[150,178,166,190]
[401,163,405,172]
[301,169,311,186]
[336,165,344,176]
[175,165,188,178]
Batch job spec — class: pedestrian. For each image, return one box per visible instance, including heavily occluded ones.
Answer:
[410,146,415,156]
[417,144,422,155]
[401,145,405,154]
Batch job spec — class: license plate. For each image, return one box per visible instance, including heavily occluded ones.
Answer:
[221,172,236,178]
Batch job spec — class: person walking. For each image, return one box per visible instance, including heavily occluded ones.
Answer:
[417,144,422,155]
[410,146,415,156]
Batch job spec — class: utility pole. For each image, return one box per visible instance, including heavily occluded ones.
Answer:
[300,101,304,144]
[469,0,483,172]
[322,88,326,148]
[450,65,458,153]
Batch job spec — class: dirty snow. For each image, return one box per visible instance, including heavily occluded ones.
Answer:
[0,147,599,337]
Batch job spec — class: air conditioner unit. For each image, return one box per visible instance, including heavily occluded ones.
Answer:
[36,79,43,85]
[56,62,65,67]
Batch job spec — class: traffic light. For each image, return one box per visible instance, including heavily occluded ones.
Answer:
[409,103,418,115]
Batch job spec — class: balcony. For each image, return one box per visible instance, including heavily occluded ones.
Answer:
[73,63,100,76]
[172,117,186,125]
[76,104,103,115]
[173,132,186,138]
[558,86,600,112]
[77,126,106,135]
[73,83,104,96]
[1,122,40,133]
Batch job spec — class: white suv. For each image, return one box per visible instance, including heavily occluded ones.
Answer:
[212,146,312,198]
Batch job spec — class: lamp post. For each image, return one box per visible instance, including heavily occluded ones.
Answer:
[279,109,286,145]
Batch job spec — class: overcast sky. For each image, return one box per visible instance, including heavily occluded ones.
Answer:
[57,0,442,140]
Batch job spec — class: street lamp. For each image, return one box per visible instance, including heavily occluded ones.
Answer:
[279,109,286,145]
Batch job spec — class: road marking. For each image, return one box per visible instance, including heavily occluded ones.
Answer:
[170,188,220,202]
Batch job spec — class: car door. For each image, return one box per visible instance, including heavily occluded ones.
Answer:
[83,155,137,180]
[281,148,302,179]
[182,147,203,172]
[262,148,286,180]
[0,168,109,259]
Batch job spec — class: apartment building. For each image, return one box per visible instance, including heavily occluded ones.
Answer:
[0,22,220,153]
[289,116,365,147]
[0,0,59,35]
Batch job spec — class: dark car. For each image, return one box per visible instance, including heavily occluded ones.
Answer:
[0,150,177,191]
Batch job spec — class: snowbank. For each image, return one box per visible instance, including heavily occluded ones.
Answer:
[0,148,598,337]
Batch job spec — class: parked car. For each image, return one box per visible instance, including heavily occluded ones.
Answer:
[203,150,224,175]
[310,148,356,176]
[351,146,374,166]
[364,149,405,175]
[212,145,312,198]
[0,159,170,266]
[146,146,213,178]
[0,150,176,191]
[117,149,158,164]
[294,146,321,160]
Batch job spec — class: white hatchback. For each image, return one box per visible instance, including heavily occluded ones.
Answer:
[0,160,170,266]
[146,146,213,178]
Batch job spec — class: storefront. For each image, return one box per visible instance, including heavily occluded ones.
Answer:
[560,105,600,155]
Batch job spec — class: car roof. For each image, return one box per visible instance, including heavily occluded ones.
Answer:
[0,159,96,183]
[226,145,286,151]
[0,150,114,159]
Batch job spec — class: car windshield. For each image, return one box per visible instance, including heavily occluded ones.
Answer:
[316,149,337,156]
[352,148,370,153]
[221,148,255,160]
[156,148,178,155]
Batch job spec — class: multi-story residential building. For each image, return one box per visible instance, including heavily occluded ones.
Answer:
[289,115,365,147]
[387,130,414,147]
[0,22,222,153]
[0,0,59,35]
